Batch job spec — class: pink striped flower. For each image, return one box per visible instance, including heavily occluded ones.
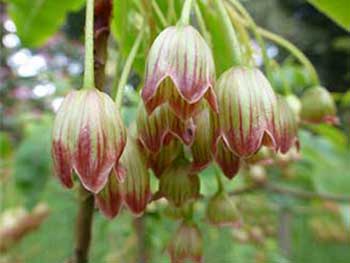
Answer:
[141,139,182,178]
[213,66,279,157]
[95,171,123,219]
[190,108,214,171]
[168,221,203,263]
[120,136,151,216]
[142,25,218,120]
[51,89,126,193]
[276,96,299,154]
[137,103,195,153]
[158,159,200,207]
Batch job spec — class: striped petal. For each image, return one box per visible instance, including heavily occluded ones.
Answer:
[191,108,214,171]
[141,139,182,178]
[120,136,151,216]
[137,103,195,153]
[215,66,278,158]
[95,171,123,219]
[142,25,217,120]
[276,96,299,154]
[214,138,240,179]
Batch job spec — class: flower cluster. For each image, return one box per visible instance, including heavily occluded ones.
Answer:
[52,89,150,218]
[51,3,338,261]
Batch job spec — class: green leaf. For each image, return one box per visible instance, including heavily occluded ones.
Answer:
[8,0,85,47]
[308,0,350,31]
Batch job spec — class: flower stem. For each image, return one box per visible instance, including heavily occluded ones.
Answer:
[115,26,145,109]
[225,4,320,86]
[214,0,242,66]
[75,185,94,263]
[178,0,193,26]
[152,0,168,27]
[83,0,95,89]
[194,1,211,45]
[227,0,273,79]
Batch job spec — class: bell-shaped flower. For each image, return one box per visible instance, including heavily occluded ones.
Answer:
[51,89,126,193]
[206,191,242,227]
[137,103,195,153]
[191,108,214,171]
[120,136,151,216]
[141,139,182,177]
[276,96,299,154]
[300,86,338,125]
[168,221,203,263]
[157,159,200,207]
[95,171,123,219]
[142,25,218,120]
[213,66,279,158]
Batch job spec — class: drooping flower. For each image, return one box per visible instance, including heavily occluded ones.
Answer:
[168,221,203,263]
[300,86,338,125]
[95,171,123,219]
[120,136,151,216]
[213,66,279,159]
[276,96,299,154]
[51,89,126,193]
[142,25,218,120]
[206,191,242,227]
[191,107,214,171]
[158,159,200,207]
[137,103,195,153]
[141,139,182,178]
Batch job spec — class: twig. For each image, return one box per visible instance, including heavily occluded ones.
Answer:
[265,182,350,203]
[227,181,350,203]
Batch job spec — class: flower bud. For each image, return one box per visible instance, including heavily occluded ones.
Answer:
[120,136,151,216]
[95,172,123,219]
[301,86,338,125]
[213,67,279,158]
[206,191,242,227]
[158,159,200,207]
[191,108,214,171]
[137,103,195,153]
[168,221,203,263]
[142,25,217,120]
[164,203,193,220]
[51,89,126,193]
[276,96,299,154]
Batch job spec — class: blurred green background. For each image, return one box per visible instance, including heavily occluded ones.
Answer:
[0,0,350,262]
